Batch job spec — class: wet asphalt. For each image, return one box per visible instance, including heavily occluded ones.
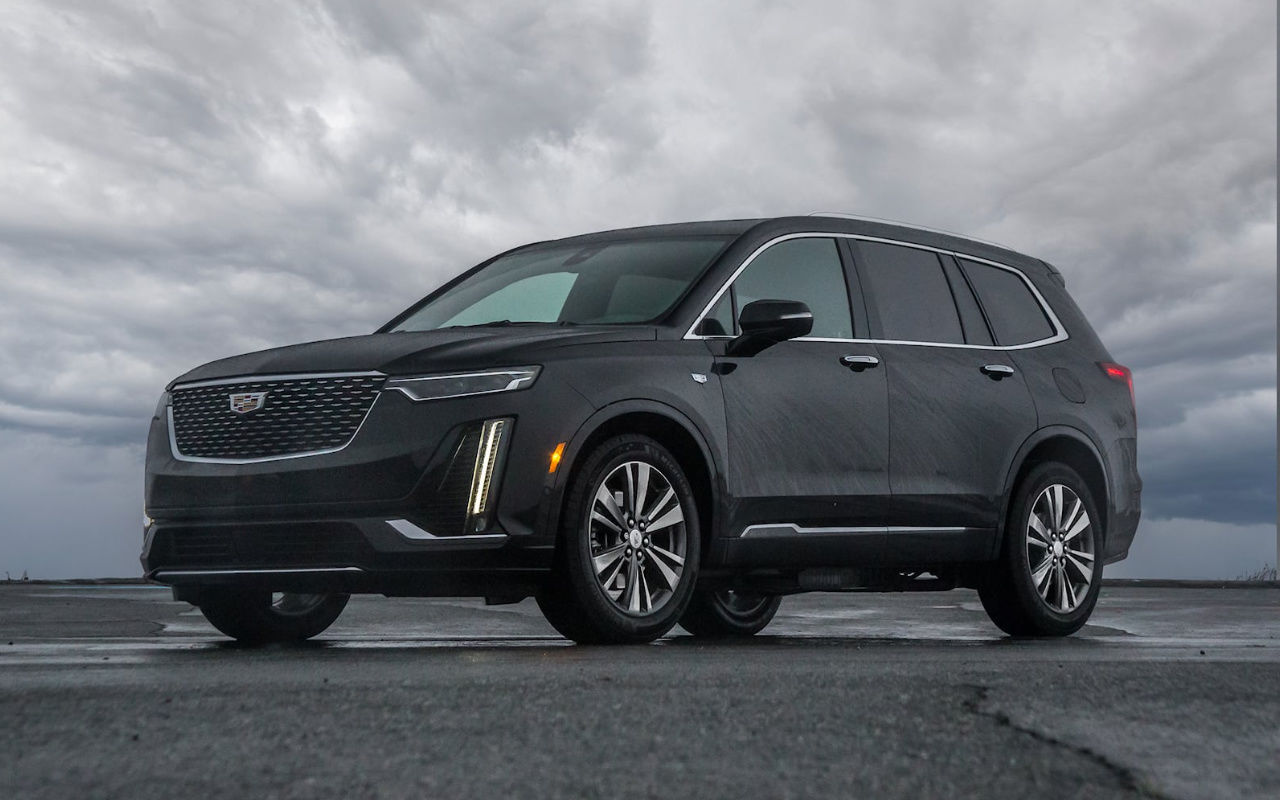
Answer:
[0,583,1276,799]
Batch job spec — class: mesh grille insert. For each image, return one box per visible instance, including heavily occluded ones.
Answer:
[170,374,385,460]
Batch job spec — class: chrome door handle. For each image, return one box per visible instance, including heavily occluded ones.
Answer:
[840,355,880,371]
[981,364,1015,380]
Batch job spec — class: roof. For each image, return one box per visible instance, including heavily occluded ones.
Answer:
[530,215,1049,274]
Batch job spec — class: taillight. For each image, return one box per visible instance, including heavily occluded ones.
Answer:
[1099,362,1135,410]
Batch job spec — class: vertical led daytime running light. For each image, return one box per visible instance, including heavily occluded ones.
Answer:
[467,419,507,528]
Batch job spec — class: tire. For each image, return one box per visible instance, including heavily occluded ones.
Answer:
[537,434,701,644]
[679,589,781,638]
[979,462,1103,637]
[198,590,349,644]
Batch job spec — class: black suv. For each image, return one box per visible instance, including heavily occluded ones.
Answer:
[143,215,1140,644]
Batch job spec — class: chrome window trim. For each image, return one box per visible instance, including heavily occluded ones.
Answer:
[683,232,1068,351]
[170,370,386,391]
[167,389,384,465]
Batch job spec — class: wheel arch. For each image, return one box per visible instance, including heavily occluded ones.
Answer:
[547,400,720,559]
[998,426,1110,554]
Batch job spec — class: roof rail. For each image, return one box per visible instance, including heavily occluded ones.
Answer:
[806,211,1012,251]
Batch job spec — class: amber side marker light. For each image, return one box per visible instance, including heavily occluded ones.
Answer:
[549,442,566,474]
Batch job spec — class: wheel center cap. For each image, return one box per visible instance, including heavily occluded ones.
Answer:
[1053,541,1064,557]
[629,530,642,548]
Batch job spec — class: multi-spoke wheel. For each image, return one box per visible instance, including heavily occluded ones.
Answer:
[979,463,1103,637]
[1025,484,1096,613]
[537,435,701,644]
[680,589,782,637]
[588,460,689,616]
[198,589,349,644]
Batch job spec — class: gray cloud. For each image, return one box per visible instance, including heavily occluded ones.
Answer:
[0,0,1274,577]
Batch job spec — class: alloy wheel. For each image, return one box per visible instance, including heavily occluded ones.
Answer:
[1025,484,1095,613]
[587,460,688,616]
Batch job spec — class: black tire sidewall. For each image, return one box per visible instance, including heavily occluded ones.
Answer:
[558,435,701,643]
[200,590,349,644]
[1002,463,1104,636]
[680,590,781,637]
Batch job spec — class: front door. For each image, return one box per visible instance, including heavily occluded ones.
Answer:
[702,236,891,564]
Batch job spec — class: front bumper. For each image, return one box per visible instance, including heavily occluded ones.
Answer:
[143,372,595,590]
[142,515,553,596]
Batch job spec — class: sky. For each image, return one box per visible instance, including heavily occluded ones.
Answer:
[0,1,1275,579]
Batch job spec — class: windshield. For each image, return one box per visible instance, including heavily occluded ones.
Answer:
[389,236,731,331]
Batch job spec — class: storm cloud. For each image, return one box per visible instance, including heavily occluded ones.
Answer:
[0,1,1274,577]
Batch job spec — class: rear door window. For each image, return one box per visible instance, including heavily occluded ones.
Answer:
[959,259,1056,345]
[855,241,965,344]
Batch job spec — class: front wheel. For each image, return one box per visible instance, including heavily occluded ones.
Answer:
[537,435,701,644]
[680,589,781,637]
[198,590,349,644]
[979,463,1103,636]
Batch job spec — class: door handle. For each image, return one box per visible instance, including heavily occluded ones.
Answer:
[981,364,1015,380]
[840,354,880,371]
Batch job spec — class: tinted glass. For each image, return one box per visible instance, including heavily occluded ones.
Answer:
[605,274,688,321]
[732,238,852,339]
[856,241,964,343]
[700,290,735,336]
[444,272,575,326]
[392,237,730,330]
[960,259,1056,345]
[942,258,993,346]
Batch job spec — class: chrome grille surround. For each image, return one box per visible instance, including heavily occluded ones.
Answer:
[168,372,386,463]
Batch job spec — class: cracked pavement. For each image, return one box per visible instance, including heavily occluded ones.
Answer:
[1,584,1276,799]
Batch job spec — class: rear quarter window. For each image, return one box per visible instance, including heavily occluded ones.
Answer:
[959,259,1057,345]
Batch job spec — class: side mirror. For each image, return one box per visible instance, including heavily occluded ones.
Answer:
[727,300,813,356]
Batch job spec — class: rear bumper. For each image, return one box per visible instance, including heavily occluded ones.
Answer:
[1103,437,1142,564]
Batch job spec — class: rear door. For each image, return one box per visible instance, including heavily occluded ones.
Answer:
[850,239,1039,561]
[703,236,891,561]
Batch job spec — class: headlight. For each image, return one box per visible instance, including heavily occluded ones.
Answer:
[384,367,540,402]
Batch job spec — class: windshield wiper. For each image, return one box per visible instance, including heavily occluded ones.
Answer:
[445,320,579,329]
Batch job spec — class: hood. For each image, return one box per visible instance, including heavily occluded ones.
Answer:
[170,326,657,386]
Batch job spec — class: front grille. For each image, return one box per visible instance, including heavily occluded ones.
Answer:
[153,524,373,569]
[170,374,385,460]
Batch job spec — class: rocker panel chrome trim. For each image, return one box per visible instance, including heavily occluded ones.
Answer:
[740,524,971,538]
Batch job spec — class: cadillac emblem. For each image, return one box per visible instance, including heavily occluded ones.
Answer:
[229,391,268,415]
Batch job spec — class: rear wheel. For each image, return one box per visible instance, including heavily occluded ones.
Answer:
[537,435,701,644]
[198,590,349,644]
[680,589,781,637]
[980,462,1102,636]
